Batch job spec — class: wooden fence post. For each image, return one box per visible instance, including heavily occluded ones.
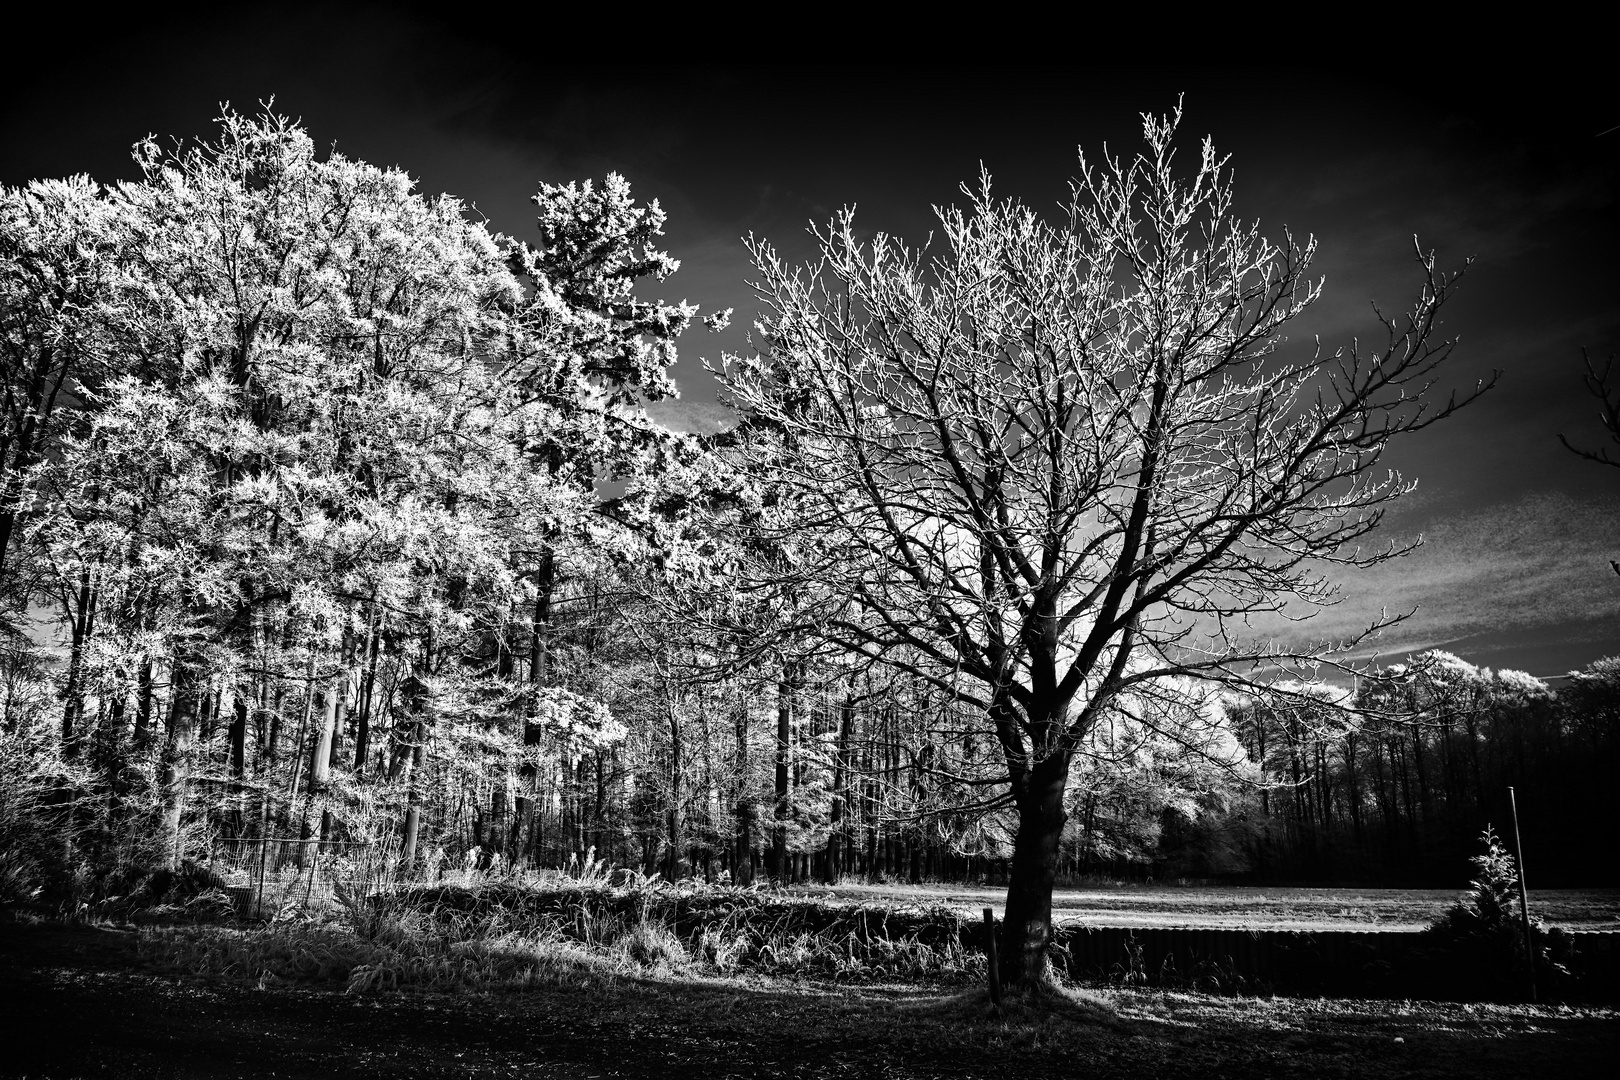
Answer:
[984,908,1002,1008]
[1509,786,1536,1002]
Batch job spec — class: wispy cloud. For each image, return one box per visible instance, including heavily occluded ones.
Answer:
[644,398,737,436]
[1244,491,1620,667]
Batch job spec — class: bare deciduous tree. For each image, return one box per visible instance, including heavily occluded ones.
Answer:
[715,106,1490,989]
[1558,349,1620,577]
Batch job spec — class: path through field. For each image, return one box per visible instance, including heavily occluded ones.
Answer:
[790,883,1620,931]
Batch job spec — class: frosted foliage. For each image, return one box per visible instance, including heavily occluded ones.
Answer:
[2,110,717,867]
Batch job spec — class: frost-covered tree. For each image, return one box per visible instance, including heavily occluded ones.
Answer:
[0,176,125,592]
[8,110,704,875]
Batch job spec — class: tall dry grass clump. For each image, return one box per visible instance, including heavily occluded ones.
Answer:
[143,871,986,993]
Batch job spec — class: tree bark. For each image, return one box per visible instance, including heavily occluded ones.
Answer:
[1001,753,1070,989]
[512,552,553,866]
[733,693,752,885]
[159,661,201,870]
[772,673,791,879]
[353,615,381,775]
[490,784,508,860]
[827,692,855,883]
[228,692,247,779]
[402,804,421,870]
[133,657,154,752]
[59,565,98,761]
[310,678,338,792]
[666,678,683,881]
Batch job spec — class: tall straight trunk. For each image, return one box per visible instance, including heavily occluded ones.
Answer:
[228,692,248,779]
[593,747,609,857]
[1409,725,1433,831]
[862,726,877,881]
[309,678,338,793]
[1344,732,1363,845]
[265,684,285,764]
[1465,715,1487,820]
[1395,737,1417,842]
[59,565,98,760]
[1320,744,1334,834]
[133,657,155,751]
[772,671,793,879]
[329,633,355,771]
[159,661,202,870]
[1371,737,1397,839]
[575,756,589,854]
[667,711,683,881]
[1001,752,1070,988]
[353,614,381,775]
[513,552,553,864]
[98,693,127,848]
[733,692,752,885]
[827,692,855,882]
[285,656,318,813]
[697,687,719,882]
[490,784,508,858]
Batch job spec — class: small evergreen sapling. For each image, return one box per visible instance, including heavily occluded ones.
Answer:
[1416,826,1575,999]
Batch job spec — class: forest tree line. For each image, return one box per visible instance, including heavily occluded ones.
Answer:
[2,112,1615,913]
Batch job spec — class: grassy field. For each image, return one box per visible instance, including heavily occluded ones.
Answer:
[792,882,1620,931]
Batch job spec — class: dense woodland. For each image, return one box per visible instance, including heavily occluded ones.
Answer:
[2,112,1616,923]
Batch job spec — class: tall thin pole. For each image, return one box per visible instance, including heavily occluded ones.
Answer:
[1508,786,1536,1002]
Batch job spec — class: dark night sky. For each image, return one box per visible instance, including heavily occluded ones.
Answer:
[5,10,1617,681]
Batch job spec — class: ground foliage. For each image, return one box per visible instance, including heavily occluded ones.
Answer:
[151,877,988,990]
[2,921,1616,1079]
[117,875,1613,1004]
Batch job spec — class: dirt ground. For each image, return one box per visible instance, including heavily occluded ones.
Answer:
[2,922,1617,1079]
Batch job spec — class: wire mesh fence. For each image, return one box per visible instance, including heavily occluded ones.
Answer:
[208,837,399,920]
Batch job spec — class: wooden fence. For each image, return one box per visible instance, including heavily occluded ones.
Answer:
[1049,924,1620,997]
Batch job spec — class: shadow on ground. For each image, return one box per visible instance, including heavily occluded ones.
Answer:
[1,923,1614,1079]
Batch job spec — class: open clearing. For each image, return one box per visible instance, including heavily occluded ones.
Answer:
[3,923,1618,1079]
[788,883,1620,932]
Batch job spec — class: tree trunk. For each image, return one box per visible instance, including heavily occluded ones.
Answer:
[133,657,155,751]
[353,617,381,775]
[310,679,337,793]
[228,692,247,779]
[513,557,552,868]
[1344,732,1363,846]
[733,693,752,885]
[733,801,752,886]
[772,673,791,879]
[59,565,97,761]
[827,692,855,883]
[1001,754,1070,989]
[667,686,683,882]
[490,784,508,860]
[402,804,421,870]
[159,663,201,870]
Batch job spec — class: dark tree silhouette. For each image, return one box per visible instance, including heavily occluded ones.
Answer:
[1558,348,1620,576]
